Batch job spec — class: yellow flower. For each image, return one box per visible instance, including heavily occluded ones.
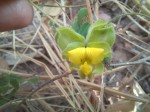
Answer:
[80,62,92,76]
[67,47,104,77]
[68,47,104,65]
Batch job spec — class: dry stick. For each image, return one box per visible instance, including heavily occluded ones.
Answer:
[119,65,143,90]
[85,0,93,24]
[28,71,71,97]
[35,94,56,112]
[77,80,149,103]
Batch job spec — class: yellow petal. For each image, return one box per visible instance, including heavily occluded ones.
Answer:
[80,62,92,76]
[68,47,86,65]
[85,47,104,64]
[68,47,104,65]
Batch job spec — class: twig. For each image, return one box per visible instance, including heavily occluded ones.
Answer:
[28,71,71,97]
[108,13,150,24]
[118,34,150,53]
[77,80,149,103]
[114,1,150,35]
[119,65,143,90]
[110,56,150,67]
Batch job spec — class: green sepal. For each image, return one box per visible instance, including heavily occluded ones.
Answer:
[103,56,111,62]
[93,63,104,75]
[62,42,84,58]
[86,20,116,47]
[87,41,112,57]
[79,72,86,79]
[79,72,94,80]
[55,27,84,51]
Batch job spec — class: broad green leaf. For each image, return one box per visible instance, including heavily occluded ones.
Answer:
[93,63,104,75]
[62,42,84,58]
[86,20,116,47]
[87,42,111,57]
[55,27,84,51]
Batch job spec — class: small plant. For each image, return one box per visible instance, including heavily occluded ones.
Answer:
[0,74,23,105]
[0,73,39,106]
[55,8,116,79]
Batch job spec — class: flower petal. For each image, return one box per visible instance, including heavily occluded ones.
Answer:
[68,47,104,65]
[85,47,104,64]
[68,47,86,65]
[80,62,92,76]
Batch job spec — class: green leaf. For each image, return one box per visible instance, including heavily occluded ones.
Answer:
[77,8,88,26]
[79,22,90,37]
[72,8,90,37]
[55,27,85,51]
[87,41,112,57]
[86,20,116,47]
[62,42,84,58]
[93,63,104,75]
[72,20,80,33]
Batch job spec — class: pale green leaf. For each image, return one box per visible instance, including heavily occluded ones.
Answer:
[55,27,84,51]
[87,41,111,57]
[62,42,84,58]
[86,20,116,47]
